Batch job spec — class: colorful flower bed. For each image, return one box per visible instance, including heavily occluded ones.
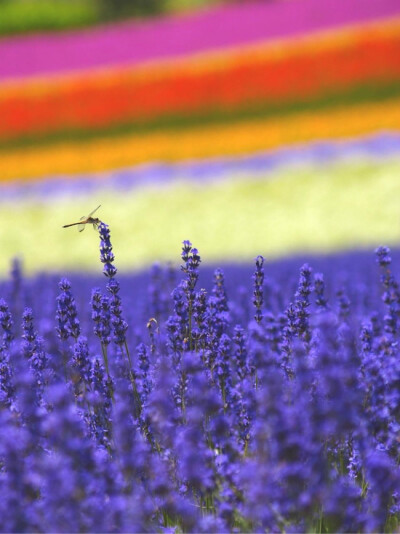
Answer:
[1,0,399,184]
[2,19,400,142]
[1,98,400,181]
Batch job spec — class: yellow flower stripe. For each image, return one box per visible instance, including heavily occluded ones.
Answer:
[1,97,400,182]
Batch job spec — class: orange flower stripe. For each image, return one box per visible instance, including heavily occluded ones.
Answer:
[1,20,400,140]
[0,97,399,182]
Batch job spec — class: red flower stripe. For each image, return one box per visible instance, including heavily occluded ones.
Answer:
[1,23,400,140]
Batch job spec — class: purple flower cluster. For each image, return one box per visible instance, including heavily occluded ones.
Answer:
[0,235,399,533]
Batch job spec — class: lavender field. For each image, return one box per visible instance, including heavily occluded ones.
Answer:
[0,222,399,533]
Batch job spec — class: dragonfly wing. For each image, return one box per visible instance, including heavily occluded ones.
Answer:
[77,215,86,232]
[88,205,101,218]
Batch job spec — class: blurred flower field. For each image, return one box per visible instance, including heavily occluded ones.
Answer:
[1,138,400,274]
[0,0,400,275]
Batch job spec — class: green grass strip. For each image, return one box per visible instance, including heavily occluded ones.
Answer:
[0,0,219,36]
[0,0,98,35]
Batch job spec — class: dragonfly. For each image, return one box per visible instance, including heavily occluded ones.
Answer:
[62,205,101,232]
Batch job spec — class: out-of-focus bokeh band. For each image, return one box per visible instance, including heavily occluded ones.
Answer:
[0,0,399,274]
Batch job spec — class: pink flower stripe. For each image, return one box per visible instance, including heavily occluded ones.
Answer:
[0,0,399,82]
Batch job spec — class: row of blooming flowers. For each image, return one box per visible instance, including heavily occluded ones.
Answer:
[1,97,400,182]
[1,19,399,142]
[2,133,398,204]
[2,0,399,82]
[0,219,399,532]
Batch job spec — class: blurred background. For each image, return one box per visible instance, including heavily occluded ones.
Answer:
[0,0,400,276]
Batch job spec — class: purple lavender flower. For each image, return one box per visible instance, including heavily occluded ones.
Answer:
[21,308,49,401]
[70,336,92,397]
[294,263,313,342]
[181,240,201,282]
[91,288,111,347]
[181,242,201,295]
[375,245,392,266]
[136,342,152,403]
[98,221,117,278]
[252,255,264,323]
[192,288,207,347]
[314,272,328,309]
[180,241,202,350]
[214,333,232,409]
[0,352,14,408]
[231,379,252,449]
[97,223,133,398]
[96,221,140,412]
[0,298,14,350]
[22,308,42,363]
[88,358,112,447]
[336,286,351,321]
[212,268,229,314]
[204,269,230,346]
[55,278,81,341]
[232,324,248,380]
[107,278,128,346]
[91,288,111,376]
[166,313,184,357]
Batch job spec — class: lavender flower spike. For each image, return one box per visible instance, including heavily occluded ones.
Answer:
[253,255,264,323]
[56,278,81,341]
[0,299,14,350]
[98,222,117,278]
[97,222,128,345]
[91,288,111,347]
[108,279,128,346]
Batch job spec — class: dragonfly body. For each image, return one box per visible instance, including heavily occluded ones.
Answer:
[63,205,101,232]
